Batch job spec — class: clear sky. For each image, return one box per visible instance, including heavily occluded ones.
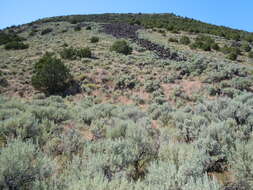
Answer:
[1,0,252,32]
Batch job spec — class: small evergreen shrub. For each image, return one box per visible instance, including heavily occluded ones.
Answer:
[220,45,231,54]
[191,35,216,51]
[76,47,92,58]
[41,28,53,35]
[60,47,76,60]
[31,53,72,94]
[180,36,191,45]
[60,47,92,60]
[168,37,178,43]
[241,42,251,52]
[211,43,220,51]
[0,32,24,45]
[90,36,99,43]
[110,40,132,55]
[144,80,161,93]
[227,52,237,60]
[0,72,8,87]
[4,41,29,50]
[74,25,82,31]
[69,19,79,24]
[248,51,253,58]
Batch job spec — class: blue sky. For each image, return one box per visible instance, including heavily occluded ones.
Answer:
[1,0,252,31]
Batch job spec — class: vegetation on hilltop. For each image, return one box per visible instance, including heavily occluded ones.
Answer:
[34,13,253,41]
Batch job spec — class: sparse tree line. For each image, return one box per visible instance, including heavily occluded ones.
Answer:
[34,13,253,42]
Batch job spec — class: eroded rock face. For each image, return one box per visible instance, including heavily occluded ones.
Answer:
[102,23,185,61]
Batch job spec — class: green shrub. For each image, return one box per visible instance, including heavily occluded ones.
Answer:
[195,122,235,172]
[144,161,184,189]
[74,25,82,31]
[191,35,216,51]
[229,33,240,41]
[171,29,180,34]
[171,86,189,101]
[60,47,76,60]
[0,32,24,45]
[180,36,191,45]
[0,96,71,145]
[31,53,72,94]
[241,42,251,52]
[230,47,241,55]
[248,51,253,58]
[110,40,132,55]
[168,37,178,43]
[229,77,252,90]
[0,76,8,88]
[169,57,208,77]
[183,175,221,190]
[0,139,55,189]
[86,26,92,30]
[69,18,79,24]
[227,52,237,60]
[162,74,178,83]
[37,14,251,41]
[211,43,220,51]
[29,29,38,37]
[115,74,137,90]
[205,62,248,83]
[76,47,92,58]
[144,80,161,93]
[130,19,141,25]
[220,45,231,54]
[60,47,92,60]
[4,41,29,50]
[229,141,253,187]
[90,36,99,43]
[41,28,53,35]
[148,102,172,121]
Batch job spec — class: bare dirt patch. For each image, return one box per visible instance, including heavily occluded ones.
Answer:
[162,79,203,98]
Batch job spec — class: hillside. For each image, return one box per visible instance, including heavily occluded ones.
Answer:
[0,14,253,189]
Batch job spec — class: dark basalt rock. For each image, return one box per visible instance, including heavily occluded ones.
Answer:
[224,182,250,190]
[102,23,185,61]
